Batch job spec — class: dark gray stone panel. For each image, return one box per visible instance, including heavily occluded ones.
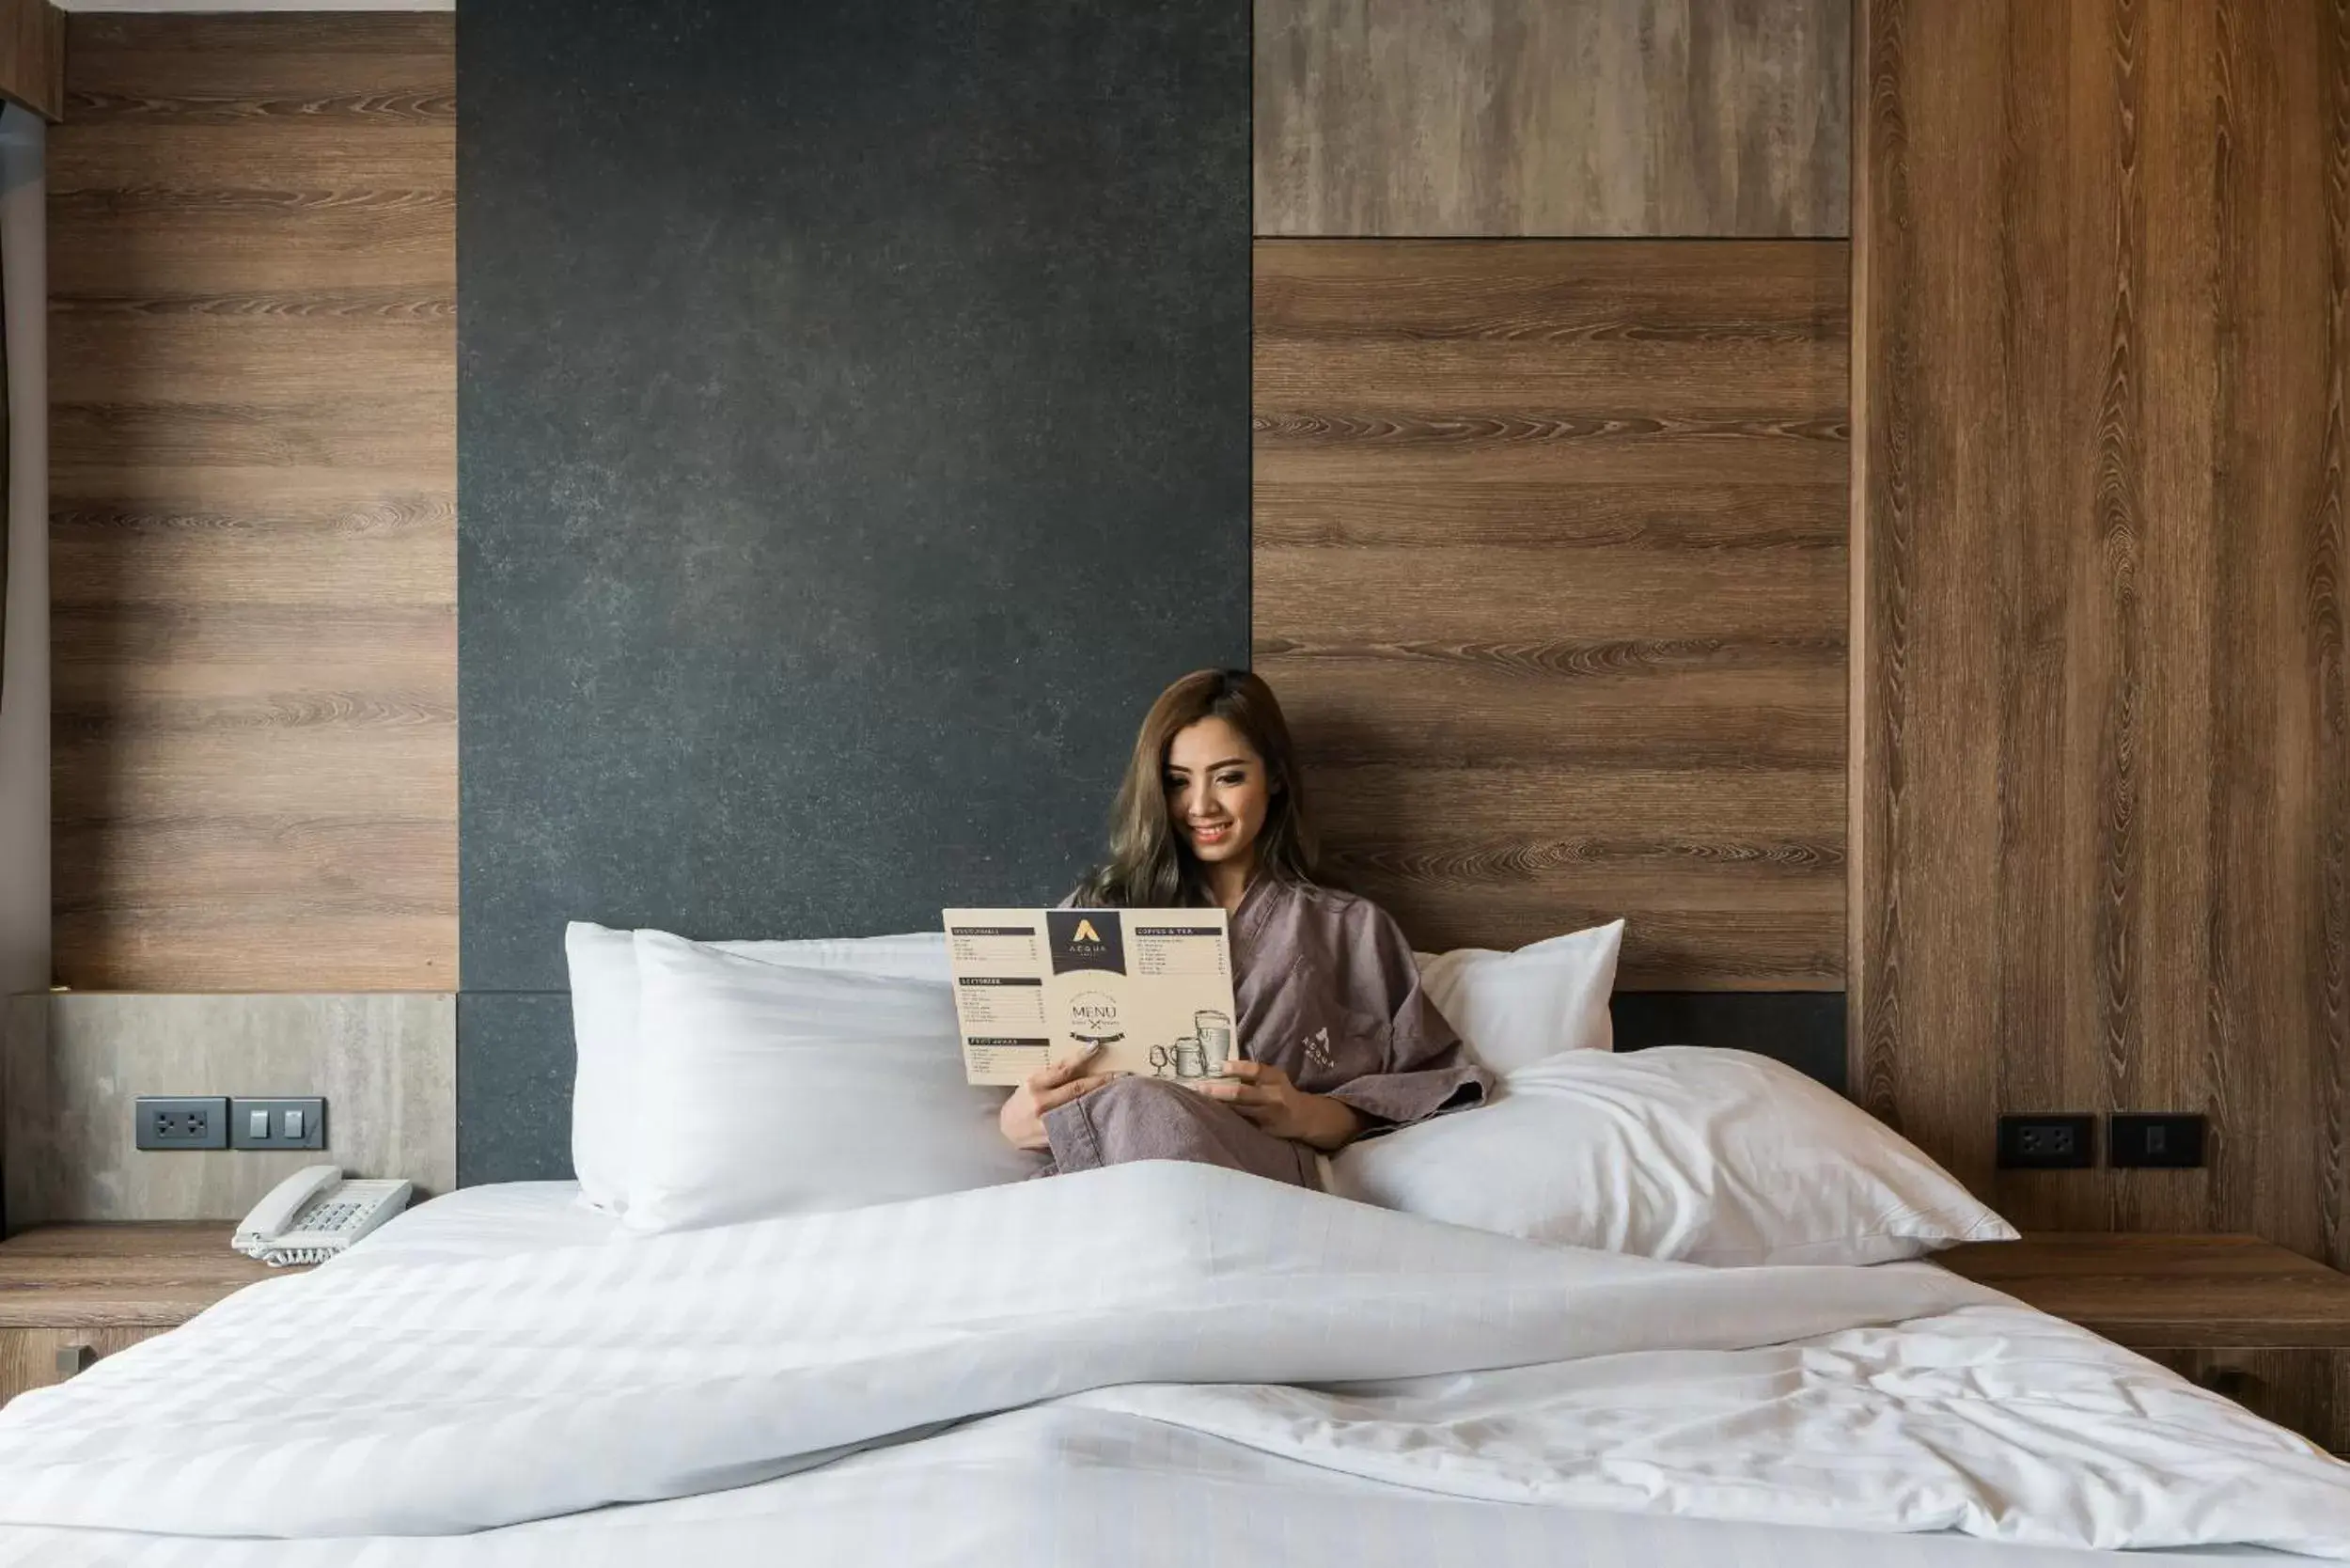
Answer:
[458,0,1250,1176]
[456,993,575,1185]
[1613,992,1848,1094]
[459,0,1251,991]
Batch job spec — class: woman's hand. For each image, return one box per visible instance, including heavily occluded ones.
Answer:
[1199,1060,1363,1152]
[999,1044,1118,1152]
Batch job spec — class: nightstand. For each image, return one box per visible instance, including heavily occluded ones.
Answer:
[1940,1233,2350,1452]
[0,1224,290,1406]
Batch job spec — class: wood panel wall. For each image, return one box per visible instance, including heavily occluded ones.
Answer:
[1256,240,1849,988]
[50,15,456,992]
[0,0,63,121]
[1855,0,2350,1258]
[1254,0,1851,238]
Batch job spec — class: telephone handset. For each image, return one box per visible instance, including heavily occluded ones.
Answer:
[232,1165,412,1267]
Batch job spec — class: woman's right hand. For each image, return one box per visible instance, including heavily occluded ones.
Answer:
[999,1043,1117,1152]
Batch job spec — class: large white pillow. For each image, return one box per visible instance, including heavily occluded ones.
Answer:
[1328,1046,2014,1267]
[1416,919,1623,1075]
[621,930,1038,1234]
[566,920,949,1214]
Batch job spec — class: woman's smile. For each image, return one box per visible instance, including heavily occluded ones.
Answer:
[1159,710,1277,901]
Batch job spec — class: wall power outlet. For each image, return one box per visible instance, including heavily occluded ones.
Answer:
[1996,1113,2096,1169]
[133,1096,230,1151]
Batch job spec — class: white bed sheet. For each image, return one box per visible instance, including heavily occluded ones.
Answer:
[346,1179,616,1262]
[0,1167,2331,1566]
[0,1418,2302,1568]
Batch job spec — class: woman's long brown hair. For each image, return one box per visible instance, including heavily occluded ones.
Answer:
[1075,668,1319,907]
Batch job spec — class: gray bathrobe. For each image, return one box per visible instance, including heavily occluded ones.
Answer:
[1041,877,1493,1188]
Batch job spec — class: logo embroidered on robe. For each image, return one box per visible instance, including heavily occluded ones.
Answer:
[1301,1026,1335,1070]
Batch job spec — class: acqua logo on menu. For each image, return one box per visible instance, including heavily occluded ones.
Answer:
[1047,908,1126,975]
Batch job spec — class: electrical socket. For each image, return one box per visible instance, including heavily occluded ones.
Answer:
[228,1097,326,1152]
[134,1096,230,1151]
[1997,1113,2095,1169]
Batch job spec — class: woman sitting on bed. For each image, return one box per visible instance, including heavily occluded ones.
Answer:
[997,667,1492,1187]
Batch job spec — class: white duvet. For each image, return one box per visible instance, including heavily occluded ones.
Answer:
[1,1162,2347,1564]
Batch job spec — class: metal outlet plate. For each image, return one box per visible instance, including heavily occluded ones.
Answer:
[133,1096,230,1151]
[228,1097,326,1152]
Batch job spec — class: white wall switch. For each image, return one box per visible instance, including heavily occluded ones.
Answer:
[228,1097,326,1152]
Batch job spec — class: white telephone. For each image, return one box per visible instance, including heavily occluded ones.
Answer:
[232,1165,412,1267]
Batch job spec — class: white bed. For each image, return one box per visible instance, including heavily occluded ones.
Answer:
[0,1162,2342,1566]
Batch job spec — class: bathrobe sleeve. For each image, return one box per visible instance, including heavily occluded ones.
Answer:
[1314,897,1493,1127]
[1235,882,1493,1130]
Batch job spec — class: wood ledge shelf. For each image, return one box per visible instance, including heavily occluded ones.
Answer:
[1935,1234,2350,1450]
[0,1222,285,1330]
[1939,1233,2350,1350]
[0,1223,296,1406]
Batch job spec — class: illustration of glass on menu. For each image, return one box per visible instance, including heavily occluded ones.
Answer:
[1195,1010,1233,1074]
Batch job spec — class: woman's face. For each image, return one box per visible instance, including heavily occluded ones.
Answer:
[1163,715,1272,870]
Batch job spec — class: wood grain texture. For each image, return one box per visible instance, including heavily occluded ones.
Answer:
[0,1222,283,1408]
[1254,0,1851,237]
[0,1328,154,1410]
[0,1223,279,1327]
[1941,1231,2347,1283]
[1937,1232,2350,1449]
[2140,1350,2350,1453]
[1855,1,2350,1260]
[1255,240,1848,985]
[50,15,455,991]
[1938,1233,2350,1349]
[0,0,63,120]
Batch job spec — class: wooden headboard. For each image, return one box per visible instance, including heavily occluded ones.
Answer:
[1253,240,1849,991]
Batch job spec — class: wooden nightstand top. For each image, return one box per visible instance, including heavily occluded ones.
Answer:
[1939,1232,2350,1349]
[0,1223,286,1330]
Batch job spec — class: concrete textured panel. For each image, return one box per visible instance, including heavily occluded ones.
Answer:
[3,993,455,1225]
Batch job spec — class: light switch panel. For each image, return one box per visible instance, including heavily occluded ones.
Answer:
[228,1097,326,1152]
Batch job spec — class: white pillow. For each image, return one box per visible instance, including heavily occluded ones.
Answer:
[1416,919,1622,1074]
[621,930,1038,1234]
[1328,1046,2015,1267]
[566,920,950,1214]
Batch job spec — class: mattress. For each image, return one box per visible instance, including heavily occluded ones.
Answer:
[0,1167,2331,1565]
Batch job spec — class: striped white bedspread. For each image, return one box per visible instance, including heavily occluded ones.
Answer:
[0,1161,2347,1563]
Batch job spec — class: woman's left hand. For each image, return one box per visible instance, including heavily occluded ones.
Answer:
[1199,1060,1362,1152]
